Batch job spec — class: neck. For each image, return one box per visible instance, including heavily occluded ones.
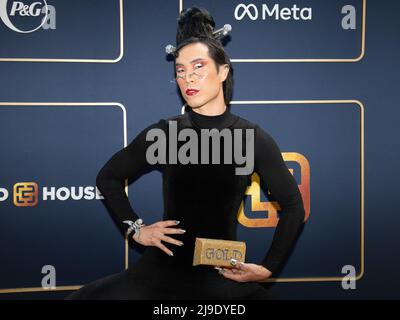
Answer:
[187,103,236,130]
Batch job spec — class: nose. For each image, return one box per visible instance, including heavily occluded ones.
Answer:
[184,71,196,84]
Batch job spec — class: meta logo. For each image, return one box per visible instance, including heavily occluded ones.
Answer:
[234,3,312,21]
[0,0,56,33]
[0,182,103,206]
[238,152,310,228]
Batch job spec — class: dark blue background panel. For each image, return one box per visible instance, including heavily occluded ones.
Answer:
[182,0,364,60]
[0,104,127,292]
[233,102,362,280]
[0,0,122,61]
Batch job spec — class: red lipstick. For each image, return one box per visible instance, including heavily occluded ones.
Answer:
[186,89,200,96]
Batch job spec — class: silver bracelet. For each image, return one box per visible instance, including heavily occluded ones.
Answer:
[123,218,144,239]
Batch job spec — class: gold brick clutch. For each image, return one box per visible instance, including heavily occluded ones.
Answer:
[193,237,246,267]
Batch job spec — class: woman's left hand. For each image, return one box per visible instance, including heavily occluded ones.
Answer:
[216,260,272,282]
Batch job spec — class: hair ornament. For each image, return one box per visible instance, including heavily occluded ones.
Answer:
[165,24,232,55]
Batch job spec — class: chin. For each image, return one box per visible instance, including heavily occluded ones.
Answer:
[188,105,202,109]
[185,101,204,109]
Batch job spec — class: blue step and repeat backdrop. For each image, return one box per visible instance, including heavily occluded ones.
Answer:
[0,0,398,299]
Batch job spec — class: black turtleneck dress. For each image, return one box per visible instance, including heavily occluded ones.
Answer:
[66,108,305,300]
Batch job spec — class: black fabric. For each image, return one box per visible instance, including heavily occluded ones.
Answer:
[66,108,305,300]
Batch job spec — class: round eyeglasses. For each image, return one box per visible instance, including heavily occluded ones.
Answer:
[170,70,207,84]
[176,69,207,80]
[169,64,208,84]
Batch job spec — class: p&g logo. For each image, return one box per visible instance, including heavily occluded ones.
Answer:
[9,1,45,16]
[0,0,50,33]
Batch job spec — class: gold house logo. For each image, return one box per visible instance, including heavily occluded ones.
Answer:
[13,182,38,206]
[238,152,310,227]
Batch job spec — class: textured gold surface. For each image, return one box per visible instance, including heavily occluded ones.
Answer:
[193,238,246,267]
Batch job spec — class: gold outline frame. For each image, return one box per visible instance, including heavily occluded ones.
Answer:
[0,0,124,63]
[179,0,366,62]
[230,100,365,283]
[0,102,128,294]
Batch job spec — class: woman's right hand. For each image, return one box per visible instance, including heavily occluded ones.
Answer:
[132,220,185,256]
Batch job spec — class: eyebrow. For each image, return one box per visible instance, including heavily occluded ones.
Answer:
[175,58,206,67]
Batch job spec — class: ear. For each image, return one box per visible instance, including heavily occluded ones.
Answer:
[218,64,229,83]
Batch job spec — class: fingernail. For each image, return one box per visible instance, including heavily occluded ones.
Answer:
[175,220,180,225]
[178,242,184,246]
[180,229,186,233]
[169,252,174,256]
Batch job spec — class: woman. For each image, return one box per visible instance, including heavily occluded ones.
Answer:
[66,7,305,300]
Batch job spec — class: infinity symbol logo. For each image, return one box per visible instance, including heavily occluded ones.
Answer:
[234,3,258,21]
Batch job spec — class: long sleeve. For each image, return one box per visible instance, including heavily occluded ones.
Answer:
[96,120,165,246]
[254,125,305,275]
